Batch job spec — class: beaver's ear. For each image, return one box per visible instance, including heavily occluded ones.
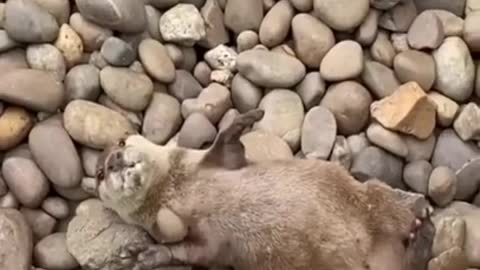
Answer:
[200,109,265,170]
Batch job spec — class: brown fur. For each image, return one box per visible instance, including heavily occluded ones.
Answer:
[96,109,432,270]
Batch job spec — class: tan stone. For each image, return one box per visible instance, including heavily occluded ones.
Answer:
[54,24,84,67]
[0,106,34,150]
[428,247,469,270]
[370,81,436,139]
[427,91,459,127]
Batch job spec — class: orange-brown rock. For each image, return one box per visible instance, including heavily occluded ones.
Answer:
[370,81,436,139]
[0,106,34,150]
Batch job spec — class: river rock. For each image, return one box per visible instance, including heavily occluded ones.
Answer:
[69,12,113,52]
[427,92,459,127]
[428,166,457,207]
[361,61,400,99]
[301,106,337,160]
[240,130,293,162]
[404,134,436,162]
[366,122,408,157]
[177,113,216,149]
[455,157,480,201]
[413,0,466,17]
[231,74,263,113]
[0,106,34,151]
[0,48,28,74]
[20,207,56,242]
[371,81,436,139]
[432,129,480,171]
[80,147,100,177]
[75,0,146,33]
[453,102,480,141]
[320,40,363,81]
[224,0,263,34]
[204,44,237,71]
[26,43,66,81]
[393,50,435,91]
[28,120,83,188]
[407,10,445,50]
[295,72,325,110]
[34,233,79,270]
[433,37,475,102]
[4,0,59,43]
[100,36,135,66]
[291,13,335,69]
[0,208,33,270]
[259,0,295,48]
[428,247,469,270]
[464,11,480,53]
[64,64,101,103]
[199,0,229,48]
[426,9,464,36]
[143,92,182,145]
[0,69,64,112]
[432,217,466,257]
[254,89,304,150]
[312,0,369,31]
[138,39,176,84]
[100,66,154,111]
[403,160,432,194]
[320,81,372,135]
[379,0,417,32]
[2,156,50,208]
[168,69,203,101]
[0,192,19,208]
[370,30,396,67]
[182,83,232,124]
[236,49,306,88]
[54,23,83,67]
[160,4,206,46]
[41,196,70,219]
[330,135,353,170]
[356,9,380,46]
[63,100,137,149]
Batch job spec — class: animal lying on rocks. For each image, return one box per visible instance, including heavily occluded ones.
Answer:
[95,108,435,270]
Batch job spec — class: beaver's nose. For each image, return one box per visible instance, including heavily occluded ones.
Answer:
[105,149,125,172]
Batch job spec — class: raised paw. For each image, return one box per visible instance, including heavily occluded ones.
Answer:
[219,109,265,142]
[128,244,173,270]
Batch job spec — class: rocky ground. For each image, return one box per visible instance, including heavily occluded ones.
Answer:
[0,0,480,269]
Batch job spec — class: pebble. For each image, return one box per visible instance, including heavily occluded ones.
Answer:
[465,11,480,54]
[408,10,445,50]
[432,129,480,172]
[347,133,370,158]
[204,44,238,71]
[5,0,59,43]
[34,232,79,270]
[0,29,18,52]
[28,120,84,188]
[144,5,162,41]
[0,106,34,151]
[160,4,206,46]
[69,12,113,52]
[224,0,263,34]
[142,92,182,145]
[26,43,66,81]
[0,68,64,112]
[370,30,396,67]
[371,81,436,139]
[453,102,480,141]
[320,40,363,81]
[351,146,405,189]
[428,166,457,207]
[100,66,154,111]
[182,83,232,124]
[427,92,460,128]
[0,48,28,74]
[199,0,229,48]
[64,64,101,103]
[355,9,380,46]
[391,33,411,52]
[330,136,352,170]
[54,184,91,201]
[63,100,137,149]
[393,50,436,91]
[413,0,466,17]
[254,89,304,150]
[97,94,143,130]
[0,192,19,208]
[295,72,325,110]
[32,0,70,25]
[427,9,464,37]
[54,23,83,67]
[259,0,295,48]
[240,131,293,162]
[0,209,33,270]
[433,37,475,102]
[237,31,259,52]
[288,0,312,12]
[168,69,203,101]
[41,196,70,219]
[80,147,100,177]
[100,36,135,67]
[371,0,401,9]
[432,217,466,257]
[291,13,335,68]
[366,122,408,157]
[403,160,432,194]
[75,0,146,33]
[321,81,372,136]
[138,39,176,84]
[301,106,337,160]
[231,74,263,113]
[428,247,469,270]
[236,49,306,88]
[378,0,417,32]
[455,157,480,201]
[312,0,369,31]
[2,155,50,208]
[361,61,400,99]
[404,134,436,162]
[177,112,217,149]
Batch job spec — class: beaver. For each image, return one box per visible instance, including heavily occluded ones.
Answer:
[95,109,434,270]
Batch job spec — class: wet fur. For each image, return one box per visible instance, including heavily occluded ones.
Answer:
[96,110,432,270]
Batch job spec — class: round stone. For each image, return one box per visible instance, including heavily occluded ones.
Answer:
[407,10,445,50]
[240,131,293,162]
[138,39,176,84]
[237,30,259,52]
[320,81,373,135]
[26,43,66,81]
[41,196,70,219]
[366,122,408,157]
[167,69,203,101]
[0,209,33,270]
[295,72,326,110]
[64,64,101,103]
[0,106,34,151]
[403,160,432,194]
[231,74,263,113]
[34,233,79,270]
[259,0,295,48]
[291,13,335,69]
[54,23,83,67]
[320,40,363,81]
[394,50,436,91]
[159,4,206,46]
[177,113,217,149]
[313,0,369,31]
[100,36,135,67]
[69,12,113,52]
[142,92,182,145]
[224,0,263,34]
[301,106,337,160]
[428,166,457,207]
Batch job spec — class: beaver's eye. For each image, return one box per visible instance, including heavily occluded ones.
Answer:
[118,138,126,147]
[96,169,105,180]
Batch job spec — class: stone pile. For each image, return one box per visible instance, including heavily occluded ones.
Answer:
[0,0,480,269]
